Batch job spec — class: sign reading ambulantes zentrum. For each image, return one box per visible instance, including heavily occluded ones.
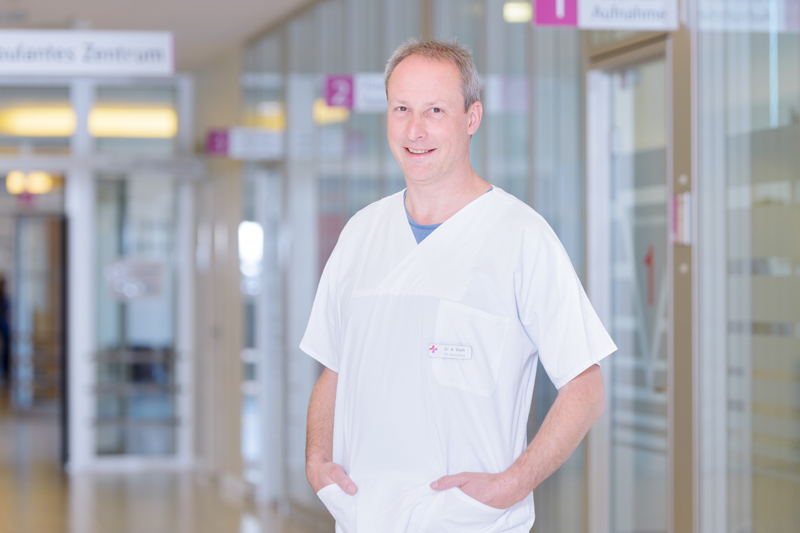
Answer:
[0,31,174,76]
[536,0,679,30]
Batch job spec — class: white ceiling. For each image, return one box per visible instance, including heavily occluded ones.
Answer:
[0,0,313,70]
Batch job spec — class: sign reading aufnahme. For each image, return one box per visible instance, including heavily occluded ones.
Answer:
[0,31,173,76]
[579,0,679,30]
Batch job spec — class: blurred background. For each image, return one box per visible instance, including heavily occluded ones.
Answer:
[0,1,797,532]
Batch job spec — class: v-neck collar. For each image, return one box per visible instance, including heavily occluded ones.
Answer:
[399,187,496,247]
[353,187,503,300]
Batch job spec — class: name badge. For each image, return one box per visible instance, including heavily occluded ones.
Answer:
[428,344,472,360]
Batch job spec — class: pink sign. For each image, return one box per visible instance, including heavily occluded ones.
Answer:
[535,0,578,26]
[325,75,354,109]
[206,129,229,156]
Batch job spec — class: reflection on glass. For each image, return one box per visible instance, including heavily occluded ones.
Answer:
[608,58,668,533]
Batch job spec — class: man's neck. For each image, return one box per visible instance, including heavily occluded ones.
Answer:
[404,169,490,226]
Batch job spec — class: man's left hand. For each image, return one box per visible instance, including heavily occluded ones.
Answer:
[430,471,528,510]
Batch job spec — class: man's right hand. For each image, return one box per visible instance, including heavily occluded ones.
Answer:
[309,461,358,495]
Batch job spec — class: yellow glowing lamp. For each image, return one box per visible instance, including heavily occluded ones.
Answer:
[25,171,54,194]
[313,98,350,126]
[5,171,57,195]
[0,107,76,137]
[88,107,178,138]
[503,2,533,23]
[5,171,26,194]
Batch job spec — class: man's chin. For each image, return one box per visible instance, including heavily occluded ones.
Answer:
[403,173,437,186]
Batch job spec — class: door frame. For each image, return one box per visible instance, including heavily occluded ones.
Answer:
[584,31,697,533]
[0,75,200,472]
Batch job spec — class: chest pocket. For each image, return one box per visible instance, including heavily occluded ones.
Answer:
[430,300,509,397]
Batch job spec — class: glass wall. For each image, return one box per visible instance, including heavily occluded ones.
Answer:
[698,5,800,532]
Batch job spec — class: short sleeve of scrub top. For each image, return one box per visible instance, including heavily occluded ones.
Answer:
[299,246,342,373]
[516,222,616,389]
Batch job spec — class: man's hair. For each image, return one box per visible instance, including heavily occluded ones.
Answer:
[384,38,480,112]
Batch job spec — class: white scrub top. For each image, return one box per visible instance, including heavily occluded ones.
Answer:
[300,187,616,533]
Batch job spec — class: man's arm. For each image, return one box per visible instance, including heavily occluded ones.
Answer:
[431,364,605,508]
[306,367,358,494]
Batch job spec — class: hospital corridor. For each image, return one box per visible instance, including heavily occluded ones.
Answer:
[0,0,798,532]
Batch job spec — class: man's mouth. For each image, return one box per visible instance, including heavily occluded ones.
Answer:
[406,148,434,155]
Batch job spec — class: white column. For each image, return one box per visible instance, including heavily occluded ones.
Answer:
[66,78,96,472]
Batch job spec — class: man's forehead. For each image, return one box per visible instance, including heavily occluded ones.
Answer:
[388,56,461,99]
[394,54,460,76]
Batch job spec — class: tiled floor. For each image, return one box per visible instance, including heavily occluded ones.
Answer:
[0,388,327,533]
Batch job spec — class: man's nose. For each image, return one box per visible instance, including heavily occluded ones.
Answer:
[407,112,426,141]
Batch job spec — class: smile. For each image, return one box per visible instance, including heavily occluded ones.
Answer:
[406,148,434,154]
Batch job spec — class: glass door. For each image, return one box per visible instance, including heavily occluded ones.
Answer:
[587,49,669,533]
[95,174,177,456]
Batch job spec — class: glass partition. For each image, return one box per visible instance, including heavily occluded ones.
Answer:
[698,12,800,532]
[530,26,587,533]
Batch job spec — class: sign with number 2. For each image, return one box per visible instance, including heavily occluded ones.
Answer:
[325,75,354,109]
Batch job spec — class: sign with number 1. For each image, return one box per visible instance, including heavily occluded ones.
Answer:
[535,0,679,30]
[536,0,578,26]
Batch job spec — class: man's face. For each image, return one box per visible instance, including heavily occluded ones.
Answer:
[386,55,481,186]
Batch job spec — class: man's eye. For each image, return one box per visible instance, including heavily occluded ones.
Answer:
[432,107,441,113]
[397,106,407,112]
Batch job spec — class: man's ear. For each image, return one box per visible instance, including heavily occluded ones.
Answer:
[467,101,483,135]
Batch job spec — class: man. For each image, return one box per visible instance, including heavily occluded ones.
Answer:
[301,39,615,532]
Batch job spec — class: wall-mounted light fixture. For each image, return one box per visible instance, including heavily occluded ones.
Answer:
[0,107,76,137]
[0,106,178,138]
[88,107,178,138]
